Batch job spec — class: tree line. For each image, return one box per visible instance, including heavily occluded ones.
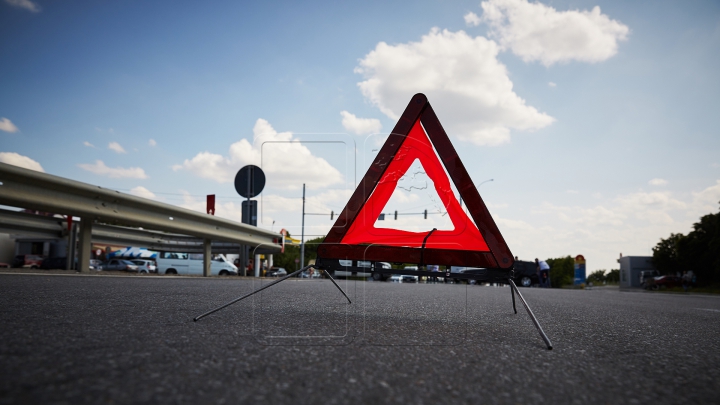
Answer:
[272,235,324,272]
[652,203,720,286]
[543,257,619,287]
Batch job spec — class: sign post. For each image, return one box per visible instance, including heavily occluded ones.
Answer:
[574,255,586,286]
[234,165,266,276]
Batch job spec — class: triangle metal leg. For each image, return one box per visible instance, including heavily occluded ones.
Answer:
[508,279,553,350]
[194,265,352,322]
[322,269,352,304]
[510,282,517,314]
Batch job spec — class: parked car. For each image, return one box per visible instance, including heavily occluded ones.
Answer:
[639,270,660,287]
[401,266,419,283]
[371,262,393,281]
[300,268,321,278]
[130,259,157,273]
[103,259,139,272]
[89,259,103,271]
[265,267,287,277]
[12,254,45,269]
[390,274,403,282]
[0,263,9,268]
[644,275,682,290]
[511,260,540,287]
[448,266,487,284]
[40,257,74,270]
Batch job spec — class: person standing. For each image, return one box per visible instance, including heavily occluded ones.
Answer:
[682,270,691,292]
[535,258,550,288]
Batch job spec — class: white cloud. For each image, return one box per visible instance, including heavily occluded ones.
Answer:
[77,160,148,179]
[340,111,382,135]
[83,141,95,148]
[0,118,19,133]
[176,118,343,189]
[548,82,556,87]
[648,178,667,186]
[0,152,44,172]
[500,181,720,273]
[108,142,126,154]
[356,28,554,146]
[691,180,720,217]
[464,11,481,27]
[481,0,629,66]
[4,0,41,13]
[129,186,156,200]
[148,139,157,147]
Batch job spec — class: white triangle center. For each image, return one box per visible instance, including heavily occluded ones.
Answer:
[373,158,455,232]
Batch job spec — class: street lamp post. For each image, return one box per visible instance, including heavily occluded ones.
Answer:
[460,178,493,208]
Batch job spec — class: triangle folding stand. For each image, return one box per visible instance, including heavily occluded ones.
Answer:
[194,94,552,350]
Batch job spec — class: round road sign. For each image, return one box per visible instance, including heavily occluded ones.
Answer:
[234,165,265,198]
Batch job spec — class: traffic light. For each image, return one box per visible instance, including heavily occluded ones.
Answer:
[424,209,427,219]
[394,211,398,220]
[330,211,334,220]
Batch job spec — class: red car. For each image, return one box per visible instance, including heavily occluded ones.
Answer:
[11,254,45,269]
[644,275,682,290]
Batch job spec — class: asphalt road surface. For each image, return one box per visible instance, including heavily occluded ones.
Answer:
[1,273,719,404]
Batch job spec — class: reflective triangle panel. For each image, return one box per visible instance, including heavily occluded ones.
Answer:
[340,119,489,251]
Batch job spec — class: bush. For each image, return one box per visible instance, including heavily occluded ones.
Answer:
[546,256,574,288]
[587,270,606,284]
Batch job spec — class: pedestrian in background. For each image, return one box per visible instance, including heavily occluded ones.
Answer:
[536,258,551,288]
[682,270,691,292]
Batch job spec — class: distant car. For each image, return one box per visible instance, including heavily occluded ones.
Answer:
[0,263,9,268]
[265,267,287,277]
[89,259,103,271]
[448,267,487,284]
[639,270,660,287]
[371,262,393,281]
[402,266,419,283]
[645,275,682,290]
[131,260,157,273]
[12,254,45,269]
[300,268,321,278]
[103,259,139,272]
[390,274,403,282]
[510,260,540,287]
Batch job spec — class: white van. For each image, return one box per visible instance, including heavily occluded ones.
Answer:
[156,252,238,276]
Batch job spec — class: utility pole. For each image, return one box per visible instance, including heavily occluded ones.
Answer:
[300,183,306,269]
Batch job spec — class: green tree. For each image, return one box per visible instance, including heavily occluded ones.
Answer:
[587,270,606,284]
[652,203,720,285]
[272,236,326,272]
[651,233,685,275]
[546,256,574,288]
[678,208,720,284]
[605,269,619,283]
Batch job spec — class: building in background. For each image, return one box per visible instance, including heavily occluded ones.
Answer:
[619,256,657,288]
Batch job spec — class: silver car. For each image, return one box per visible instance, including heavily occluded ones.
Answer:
[103,259,139,272]
[131,260,157,273]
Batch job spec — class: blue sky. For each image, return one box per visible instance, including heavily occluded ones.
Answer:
[2,0,719,273]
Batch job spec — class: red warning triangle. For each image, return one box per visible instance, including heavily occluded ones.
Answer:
[340,119,489,251]
[318,93,513,269]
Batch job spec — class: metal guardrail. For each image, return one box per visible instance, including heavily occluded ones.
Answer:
[0,162,279,246]
[0,208,276,254]
[0,163,281,272]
